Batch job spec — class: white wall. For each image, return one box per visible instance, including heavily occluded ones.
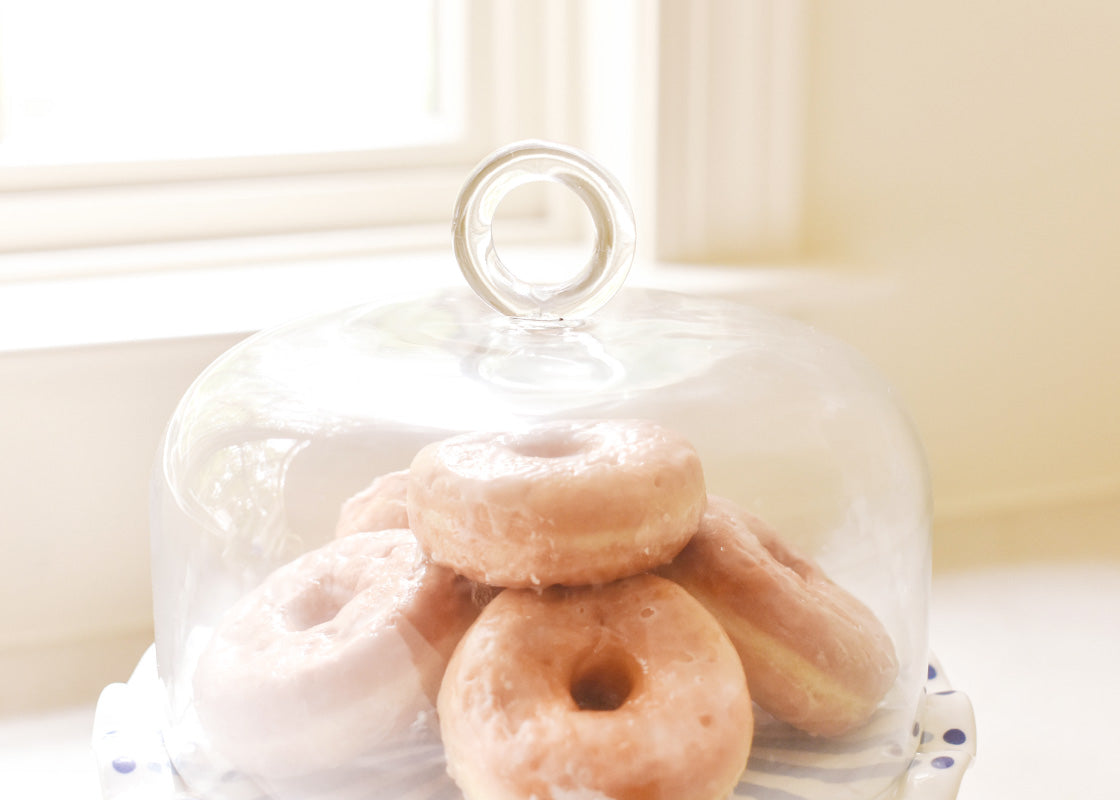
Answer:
[795,1,1120,566]
[0,335,241,711]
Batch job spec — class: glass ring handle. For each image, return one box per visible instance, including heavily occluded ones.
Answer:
[451,140,637,321]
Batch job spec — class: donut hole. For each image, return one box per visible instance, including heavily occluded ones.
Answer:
[287,582,351,631]
[508,429,584,460]
[569,650,639,712]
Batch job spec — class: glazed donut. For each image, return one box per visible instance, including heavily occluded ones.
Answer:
[193,529,485,777]
[334,469,409,537]
[407,419,706,588]
[438,573,753,800]
[657,495,899,736]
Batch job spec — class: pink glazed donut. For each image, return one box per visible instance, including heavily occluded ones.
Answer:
[658,496,899,736]
[334,469,410,537]
[407,419,707,588]
[192,529,485,778]
[438,573,754,800]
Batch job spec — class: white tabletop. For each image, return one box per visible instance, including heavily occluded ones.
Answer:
[930,561,1120,800]
[3,560,1116,800]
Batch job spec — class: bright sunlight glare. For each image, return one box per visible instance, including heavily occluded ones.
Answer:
[0,0,464,166]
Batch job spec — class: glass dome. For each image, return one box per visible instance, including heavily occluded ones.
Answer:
[147,142,932,800]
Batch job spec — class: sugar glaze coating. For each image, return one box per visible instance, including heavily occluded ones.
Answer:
[334,469,410,538]
[408,419,706,588]
[659,496,899,736]
[438,573,753,800]
[193,530,484,777]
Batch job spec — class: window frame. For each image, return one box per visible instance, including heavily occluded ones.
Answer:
[0,1,587,260]
[0,1,807,276]
[649,0,805,263]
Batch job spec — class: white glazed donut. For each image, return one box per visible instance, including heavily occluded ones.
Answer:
[438,573,753,800]
[192,529,485,778]
[334,469,410,537]
[407,419,707,588]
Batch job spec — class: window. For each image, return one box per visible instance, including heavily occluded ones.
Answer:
[1,1,803,279]
[0,1,463,166]
[0,1,586,263]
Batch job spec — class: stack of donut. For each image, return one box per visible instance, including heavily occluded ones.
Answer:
[194,419,898,800]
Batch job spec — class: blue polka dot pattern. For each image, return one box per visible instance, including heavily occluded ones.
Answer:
[93,645,977,800]
[111,757,136,774]
[942,728,967,745]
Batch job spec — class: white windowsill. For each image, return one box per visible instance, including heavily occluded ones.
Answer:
[0,237,462,353]
[0,237,886,354]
